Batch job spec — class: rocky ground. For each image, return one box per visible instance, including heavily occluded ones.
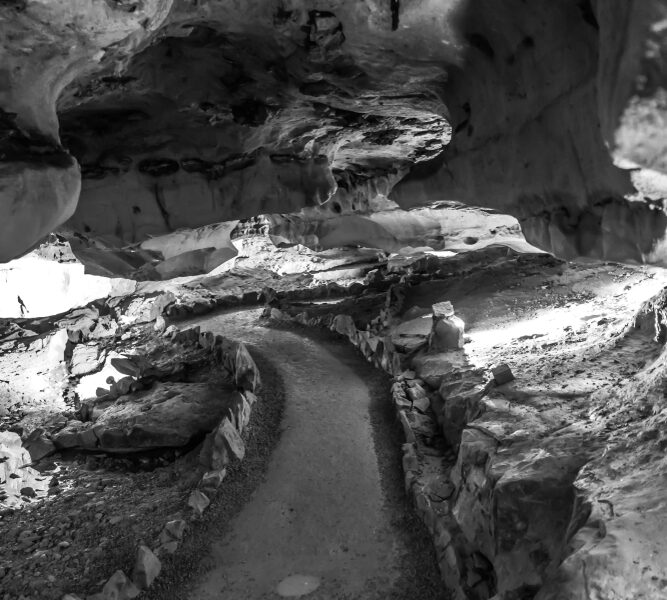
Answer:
[260,247,667,599]
[2,241,667,599]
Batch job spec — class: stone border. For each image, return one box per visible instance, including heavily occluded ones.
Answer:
[63,325,262,600]
[264,300,495,599]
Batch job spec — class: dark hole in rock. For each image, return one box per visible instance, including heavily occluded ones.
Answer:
[466,33,495,60]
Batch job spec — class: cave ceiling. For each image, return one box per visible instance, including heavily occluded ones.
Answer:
[1,0,667,273]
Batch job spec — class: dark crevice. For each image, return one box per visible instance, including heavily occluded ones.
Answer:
[390,0,400,31]
[153,184,172,231]
[466,33,495,60]
[577,0,599,30]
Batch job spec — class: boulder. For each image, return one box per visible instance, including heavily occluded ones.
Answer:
[88,382,236,452]
[53,420,88,449]
[23,428,56,462]
[429,315,465,351]
[153,316,166,333]
[390,316,431,354]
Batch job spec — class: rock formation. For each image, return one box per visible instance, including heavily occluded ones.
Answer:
[0,0,665,272]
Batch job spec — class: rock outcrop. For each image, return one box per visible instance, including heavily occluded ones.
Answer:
[391,0,667,264]
[2,1,666,270]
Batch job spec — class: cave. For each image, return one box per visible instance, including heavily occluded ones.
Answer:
[1,1,667,599]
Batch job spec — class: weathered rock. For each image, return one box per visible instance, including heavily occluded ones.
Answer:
[432,301,455,319]
[200,469,227,493]
[70,343,104,376]
[158,520,186,547]
[201,418,245,471]
[23,428,56,462]
[407,384,431,414]
[153,316,166,334]
[430,315,465,351]
[234,342,260,392]
[132,545,161,590]
[97,570,140,600]
[331,314,357,341]
[187,490,210,517]
[109,357,143,378]
[85,382,236,451]
[492,364,515,386]
[391,316,431,354]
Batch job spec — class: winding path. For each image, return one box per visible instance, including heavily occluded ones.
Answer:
[186,309,444,600]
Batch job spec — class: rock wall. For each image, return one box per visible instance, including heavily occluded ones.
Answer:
[390,0,667,265]
[2,1,667,268]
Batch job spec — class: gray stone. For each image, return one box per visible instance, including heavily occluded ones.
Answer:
[77,426,99,450]
[132,545,161,590]
[491,363,515,385]
[432,301,455,319]
[70,343,103,376]
[23,428,56,461]
[91,382,235,451]
[158,519,186,546]
[187,490,210,516]
[109,357,142,378]
[201,469,226,492]
[100,570,140,600]
[234,342,260,392]
[407,384,431,413]
[430,315,465,351]
[201,418,245,470]
[153,316,166,333]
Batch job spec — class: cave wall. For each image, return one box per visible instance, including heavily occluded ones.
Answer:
[390,0,667,264]
[1,0,667,270]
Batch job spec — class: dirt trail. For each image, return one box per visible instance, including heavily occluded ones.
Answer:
[186,309,444,600]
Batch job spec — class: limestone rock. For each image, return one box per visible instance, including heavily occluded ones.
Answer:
[429,315,465,351]
[98,570,140,600]
[492,364,515,385]
[70,343,104,376]
[23,428,56,462]
[86,382,235,451]
[432,301,455,319]
[132,545,161,590]
[200,469,227,493]
[201,418,246,471]
[406,384,431,414]
[234,342,260,392]
[158,520,186,547]
[187,490,210,517]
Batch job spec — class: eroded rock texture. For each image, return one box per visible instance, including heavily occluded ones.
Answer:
[1,0,667,269]
[392,0,667,264]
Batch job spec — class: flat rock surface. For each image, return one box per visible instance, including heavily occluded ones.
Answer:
[91,381,234,452]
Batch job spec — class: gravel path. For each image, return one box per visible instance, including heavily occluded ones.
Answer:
[175,309,445,600]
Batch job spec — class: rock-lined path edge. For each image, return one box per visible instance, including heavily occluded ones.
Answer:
[185,309,445,600]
